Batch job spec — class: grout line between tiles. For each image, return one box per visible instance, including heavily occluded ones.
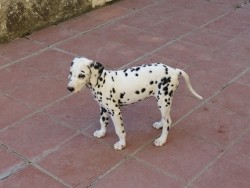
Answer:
[132,155,186,183]
[0,93,73,133]
[32,163,73,188]
[185,125,250,187]
[120,11,232,69]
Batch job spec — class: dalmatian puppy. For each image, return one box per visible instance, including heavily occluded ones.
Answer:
[67,57,203,150]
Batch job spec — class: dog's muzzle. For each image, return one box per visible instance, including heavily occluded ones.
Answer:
[67,87,75,92]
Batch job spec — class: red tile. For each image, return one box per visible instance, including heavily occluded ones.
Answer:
[192,151,250,188]
[136,129,222,181]
[158,0,205,9]
[223,8,250,24]
[89,159,184,188]
[56,33,108,58]
[191,53,246,80]
[27,25,77,46]
[182,28,232,49]
[115,0,156,10]
[57,33,144,68]
[211,83,250,115]
[19,49,74,80]
[0,63,42,92]
[7,75,68,109]
[231,129,250,158]
[177,105,249,147]
[0,113,75,160]
[171,2,230,26]
[139,3,180,19]
[239,27,250,41]
[237,70,250,86]
[59,15,102,33]
[0,145,25,179]
[204,13,250,35]
[147,20,195,39]
[45,91,99,130]
[211,0,245,6]
[181,66,230,99]
[38,135,123,187]
[92,22,140,42]
[91,42,144,68]
[0,95,33,130]
[0,56,10,67]
[0,166,66,188]
[119,11,165,30]
[0,38,45,61]
[155,41,211,66]
[120,31,171,52]
[219,38,250,61]
[87,5,129,21]
[171,93,201,121]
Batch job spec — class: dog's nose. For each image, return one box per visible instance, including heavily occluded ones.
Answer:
[67,87,75,92]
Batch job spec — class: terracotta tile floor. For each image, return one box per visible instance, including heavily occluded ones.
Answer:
[0,0,250,187]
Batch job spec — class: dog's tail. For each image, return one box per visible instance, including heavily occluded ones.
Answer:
[177,69,203,100]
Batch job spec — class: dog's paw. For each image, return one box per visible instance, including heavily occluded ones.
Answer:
[154,137,166,147]
[152,121,163,129]
[93,130,106,138]
[114,141,126,151]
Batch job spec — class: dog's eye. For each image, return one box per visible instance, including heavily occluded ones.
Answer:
[78,74,85,79]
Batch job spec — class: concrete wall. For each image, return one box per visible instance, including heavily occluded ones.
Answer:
[0,0,114,43]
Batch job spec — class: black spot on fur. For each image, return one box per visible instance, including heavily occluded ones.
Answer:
[136,67,140,71]
[158,83,162,89]
[71,62,74,66]
[100,107,107,115]
[165,68,168,74]
[135,91,140,94]
[120,93,125,99]
[167,126,170,131]
[149,90,153,95]
[135,73,139,77]
[150,81,154,85]
[169,90,173,97]
[141,88,146,93]
[149,70,152,73]
[112,88,116,93]
[112,77,114,82]
[161,77,171,86]
[125,73,128,77]
[102,116,105,122]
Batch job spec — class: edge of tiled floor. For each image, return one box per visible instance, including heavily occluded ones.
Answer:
[1,0,250,187]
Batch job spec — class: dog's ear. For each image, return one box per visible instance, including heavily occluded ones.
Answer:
[90,61,104,75]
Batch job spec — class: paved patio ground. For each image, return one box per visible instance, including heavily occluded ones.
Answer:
[1,0,250,187]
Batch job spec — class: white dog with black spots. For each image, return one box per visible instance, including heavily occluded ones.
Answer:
[67,57,203,150]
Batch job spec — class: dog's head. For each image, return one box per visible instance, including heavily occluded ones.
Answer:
[67,57,104,93]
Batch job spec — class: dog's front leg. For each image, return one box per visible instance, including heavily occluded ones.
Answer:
[110,109,126,150]
[94,107,109,138]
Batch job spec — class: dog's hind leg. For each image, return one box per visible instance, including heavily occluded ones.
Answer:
[94,107,109,138]
[154,96,172,147]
